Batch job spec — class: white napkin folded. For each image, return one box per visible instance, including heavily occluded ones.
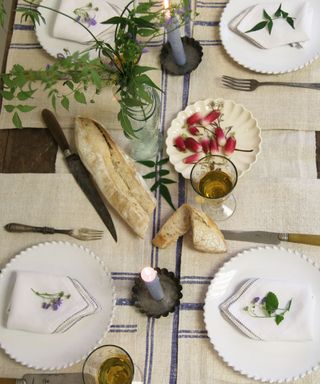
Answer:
[220,278,315,341]
[229,1,313,49]
[7,271,99,334]
[52,0,119,44]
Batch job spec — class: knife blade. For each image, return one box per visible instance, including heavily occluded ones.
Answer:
[222,230,320,246]
[0,373,83,384]
[42,109,117,242]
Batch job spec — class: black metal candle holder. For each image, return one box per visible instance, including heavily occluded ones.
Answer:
[160,36,203,76]
[132,268,183,318]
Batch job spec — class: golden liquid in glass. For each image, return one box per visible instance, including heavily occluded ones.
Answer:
[98,356,133,384]
[198,170,233,198]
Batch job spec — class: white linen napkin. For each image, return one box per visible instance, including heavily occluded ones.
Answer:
[6,271,99,334]
[220,278,315,341]
[229,1,313,49]
[52,0,119,44]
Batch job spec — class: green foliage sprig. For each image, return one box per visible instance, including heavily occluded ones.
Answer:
[137,157,176,210]
[244,291,292,325]
[0,0,194,137]
[246,3,295,35]
[0,0,6,27]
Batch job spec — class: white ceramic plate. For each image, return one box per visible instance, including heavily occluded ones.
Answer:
[220,0,320,74]
[0,241,115,370]
[166,98,261,179]
[204,246,320,382]
[36,0,127,59]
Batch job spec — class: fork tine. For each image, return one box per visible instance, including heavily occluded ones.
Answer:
[221,79,251,91]
[83,230,104,235]
[222,75,251,85]
[78,234,103,240]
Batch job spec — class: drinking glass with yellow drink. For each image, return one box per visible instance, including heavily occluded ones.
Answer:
[82,345,135,384]
[190,155,238,220]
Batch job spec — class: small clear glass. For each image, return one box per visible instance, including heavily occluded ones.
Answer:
[82,345,138,384]
[190,155,238,221]
[126,86,162,160]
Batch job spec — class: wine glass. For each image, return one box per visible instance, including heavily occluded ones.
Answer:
[82,344,140,384]
[190,155,238,221]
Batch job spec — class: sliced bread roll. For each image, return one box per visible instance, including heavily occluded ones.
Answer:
[152,204,190,248]
[74,117,156,238]
[189,206,227,253]
[152,204,227,253]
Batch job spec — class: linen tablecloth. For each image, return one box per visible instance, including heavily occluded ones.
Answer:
[1,1,320,384]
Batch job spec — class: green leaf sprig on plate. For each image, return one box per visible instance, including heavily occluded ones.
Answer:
[137,157,176,211]
[244,291,292,325]
[246,3,295,35]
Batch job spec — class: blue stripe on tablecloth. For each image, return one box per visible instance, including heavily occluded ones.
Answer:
[180,303,204,310]
[116,298,134,306]
[178,329,208,339]
[169,6,192,381]
[144,32,167,384]
[178,334,209,339]
[194,20,219,27]
[9,43,42,49]
[13,24,34,30]
[153,71,168,268]
[197,4,226,8]
[110,324,138,333]
[111,272,139,281]
[199,40,222,45]
[181,275,213,280]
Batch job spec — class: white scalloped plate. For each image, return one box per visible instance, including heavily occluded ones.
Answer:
[166,98,261,179]
[35,0,127,59]
[0,241,115,370]
[220,0,320,74]
[204,246,320,382]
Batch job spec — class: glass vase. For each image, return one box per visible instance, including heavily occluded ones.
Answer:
[126,86,162,160]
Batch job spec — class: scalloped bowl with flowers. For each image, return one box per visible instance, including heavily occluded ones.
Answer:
[166,98,261,179]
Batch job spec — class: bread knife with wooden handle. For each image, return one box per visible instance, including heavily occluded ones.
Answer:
[41,109,117,242]
[222,230,320,246]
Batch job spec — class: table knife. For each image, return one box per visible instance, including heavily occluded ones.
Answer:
[0,373,83,384]
[222,230,320,246]
[42,109,117,242]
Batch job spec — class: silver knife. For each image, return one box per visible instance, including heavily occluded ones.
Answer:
[222,230,320,246]
[0,373,83,384]
[42,109,117,242]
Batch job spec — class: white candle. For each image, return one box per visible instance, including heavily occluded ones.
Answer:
[163,0,187,66]
[140,267,164,301]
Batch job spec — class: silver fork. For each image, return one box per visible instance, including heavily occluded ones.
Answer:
[222,75,320,91]
[5,223,104,241]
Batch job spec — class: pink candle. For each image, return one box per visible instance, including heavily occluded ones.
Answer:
[140,267,164,301]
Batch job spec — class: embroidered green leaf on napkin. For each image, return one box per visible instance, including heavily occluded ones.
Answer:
[246,3,295,35]
[244,291,292,325]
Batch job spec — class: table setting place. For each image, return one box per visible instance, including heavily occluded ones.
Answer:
[1,0,320,383]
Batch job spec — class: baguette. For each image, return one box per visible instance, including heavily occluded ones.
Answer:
[74,117,156,238]
[152,204,227,253]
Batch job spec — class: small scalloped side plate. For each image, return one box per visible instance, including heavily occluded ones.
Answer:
[204,246,320,382]
[166,98,261,179]
[0,241,115,370]
[219,0,320,74]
